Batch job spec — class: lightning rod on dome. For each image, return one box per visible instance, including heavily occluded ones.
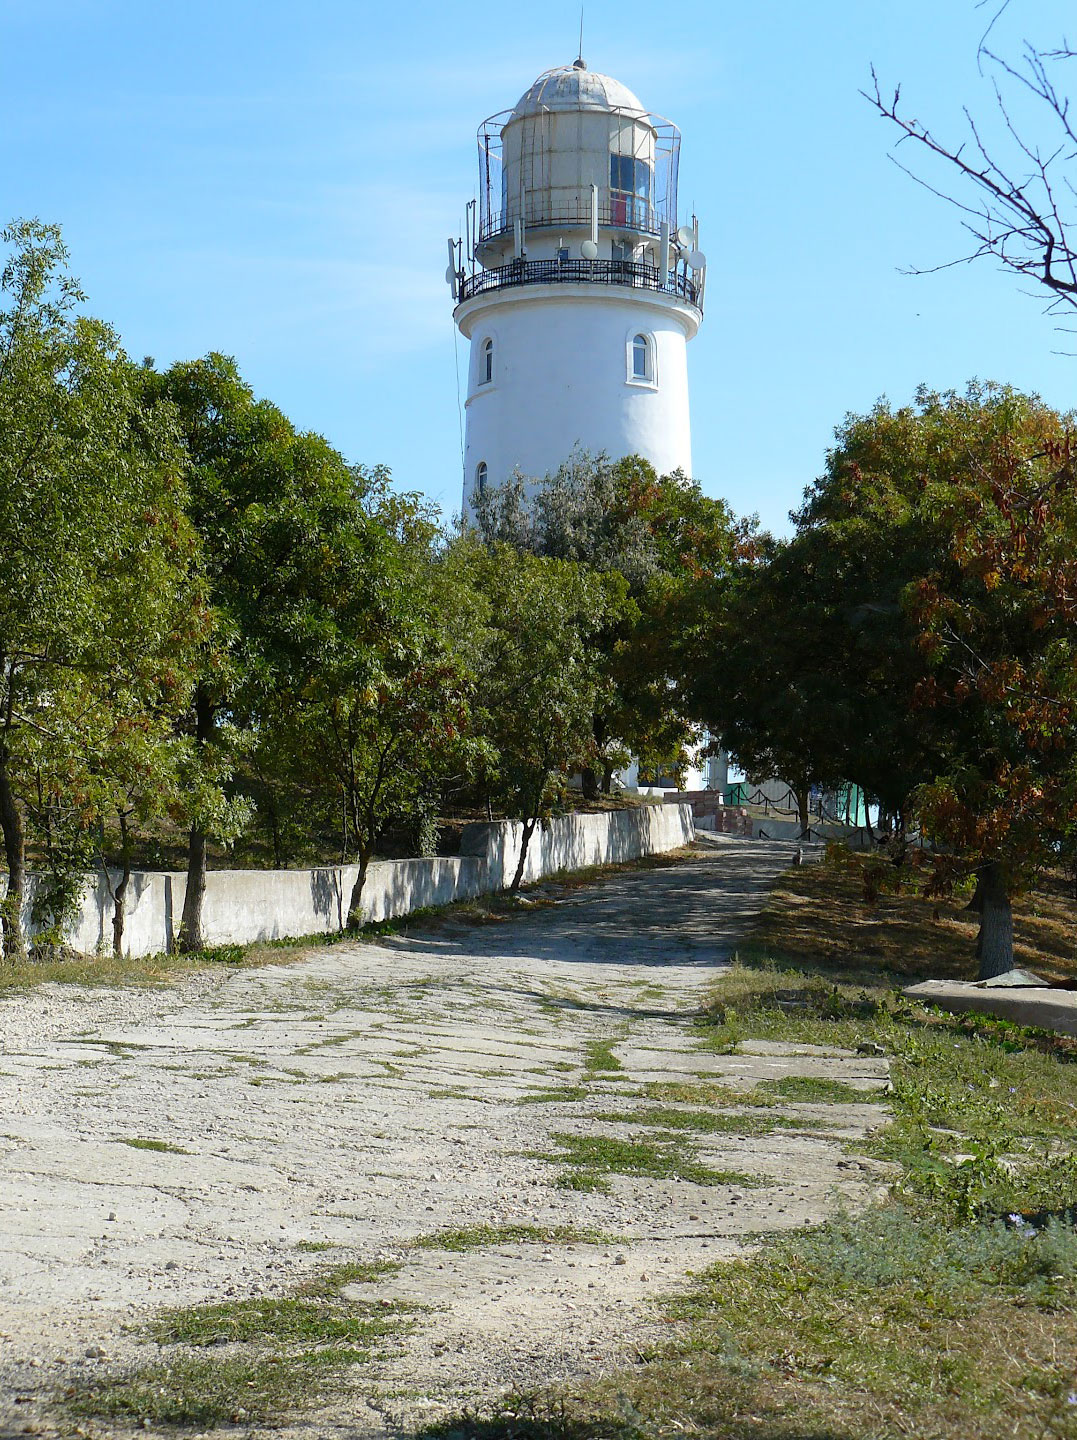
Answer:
[576,5,585,68]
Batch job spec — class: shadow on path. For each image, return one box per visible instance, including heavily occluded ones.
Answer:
[378,843,793,973]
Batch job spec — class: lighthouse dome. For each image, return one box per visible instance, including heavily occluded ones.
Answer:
[510,63,646,119]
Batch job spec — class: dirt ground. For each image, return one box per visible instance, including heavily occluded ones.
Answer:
[0,839,891,1439]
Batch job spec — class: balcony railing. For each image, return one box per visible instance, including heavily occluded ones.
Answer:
[478,199,671,242]
[458,257,701,309]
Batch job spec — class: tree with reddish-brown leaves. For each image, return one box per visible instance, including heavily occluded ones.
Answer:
[908,421,1077,976]
[698,381,1077,978]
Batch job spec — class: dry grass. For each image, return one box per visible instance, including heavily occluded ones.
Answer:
[748,854,1077,987]
[0,942,318,994]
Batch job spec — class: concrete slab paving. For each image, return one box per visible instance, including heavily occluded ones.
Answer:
[905,978,1077,1036]
[0,840,891,1439]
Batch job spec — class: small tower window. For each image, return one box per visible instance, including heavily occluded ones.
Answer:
[476,461,488,496]
[632,333,652,382]
[480,338,493,385]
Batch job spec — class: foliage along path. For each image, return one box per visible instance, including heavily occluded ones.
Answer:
[0,840,891,1438]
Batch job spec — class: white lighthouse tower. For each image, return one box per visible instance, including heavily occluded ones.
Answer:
[449,59,705,514]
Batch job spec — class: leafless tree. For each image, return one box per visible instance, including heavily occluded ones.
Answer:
[866,3,1077,321]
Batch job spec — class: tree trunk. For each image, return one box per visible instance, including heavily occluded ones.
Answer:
[0,745,26,963]
[964,874,984,914]
[346,848,372,930]
[601,761,616,794]
[112,813,132,959]
[580,767,599,801]
[977,861,1014,980]
[178,823,207,952]
[267,798,283,870]
[795,786,810,839]
[178,692,215,954]
[510,816,538,892]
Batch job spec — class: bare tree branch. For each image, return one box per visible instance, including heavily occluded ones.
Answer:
[865,35,1077,320]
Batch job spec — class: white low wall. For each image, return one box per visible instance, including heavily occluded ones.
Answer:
[0,804,694,958]
[460,802,695,887]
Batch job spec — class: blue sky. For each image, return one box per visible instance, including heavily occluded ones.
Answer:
[4,0,1075,534]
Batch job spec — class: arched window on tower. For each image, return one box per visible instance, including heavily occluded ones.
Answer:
[632,333,652,382]
[480,338,493,385]
[476,461,488,497]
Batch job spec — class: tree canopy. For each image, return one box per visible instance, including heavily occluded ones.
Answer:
[0,220,202,958]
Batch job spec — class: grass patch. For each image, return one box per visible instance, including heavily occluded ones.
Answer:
[412,1223,618,1252]
[518,1086,589,1105]
[66,1257,414,1430]
[588,1105,783,1136]
[298,1258,403,1292]
[641,1079,771,1107]
[755,1075,880,1105]
[583,1037,623,1074]
[536,1132,763,1192]
[115,1136,191,1154]
[69,1350,365,1430]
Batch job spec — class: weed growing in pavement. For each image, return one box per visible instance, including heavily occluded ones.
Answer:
[583,1037,623,1074]
[517,1086,589,1105]
[411,1223,620,1252]
[587,1106,785,1137]
[66,1258,414,1429]
[641,1079,769,1107]
[755,1075,880,1105]
[533,1132,764,1192]
[115,1136,191,1154]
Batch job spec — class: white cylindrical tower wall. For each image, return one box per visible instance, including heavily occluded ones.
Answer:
[459,286,696,510]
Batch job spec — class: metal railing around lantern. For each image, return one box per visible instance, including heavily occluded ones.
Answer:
[458,257,701,309]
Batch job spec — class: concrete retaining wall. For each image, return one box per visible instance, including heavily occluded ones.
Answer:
[0,804,694,959]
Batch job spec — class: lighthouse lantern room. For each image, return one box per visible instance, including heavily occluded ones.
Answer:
[449,60,705,516]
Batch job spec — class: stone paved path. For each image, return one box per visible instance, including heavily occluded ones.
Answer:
[0,839,890,1438]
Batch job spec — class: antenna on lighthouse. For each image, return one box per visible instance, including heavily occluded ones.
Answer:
[577,4,585,66]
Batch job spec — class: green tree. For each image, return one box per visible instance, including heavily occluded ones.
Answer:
[688,535,847,837]
[254,481,480,927]
[0,220,201,960]
[452,538,623,889]
[472,454,739,793]
[146,358,407,949]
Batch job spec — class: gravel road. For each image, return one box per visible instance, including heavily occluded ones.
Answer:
[0,838,890,1439]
